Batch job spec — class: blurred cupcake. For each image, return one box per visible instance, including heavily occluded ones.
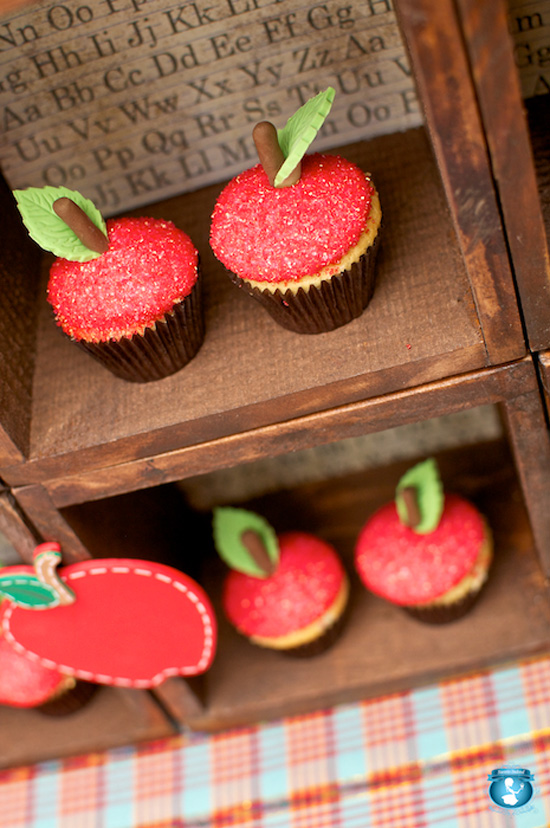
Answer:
[213,507,349,656]
[15,187,204,382]
[354,459,493,624]
[0,600,98,715]
[36,677,99,717]
[210,88,381,334]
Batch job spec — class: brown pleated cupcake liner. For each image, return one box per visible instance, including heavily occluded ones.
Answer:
[403,580,488,625]
[37,679,100,717]
[75,271,205,383]
[279,601,349,658]
[229,233,380,334]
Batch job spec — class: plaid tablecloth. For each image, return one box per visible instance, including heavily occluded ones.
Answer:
[2,655,550,828]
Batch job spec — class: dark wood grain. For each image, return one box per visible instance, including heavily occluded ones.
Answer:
[0,129,489,487]
[0,173,41,464]
[501,388,550,576]
[152,676,206,722]
[526,95,550,249]
[502,389,550,578]
[535,350,550,431]
[14,484,92,562]
[396,0,525,364]
[61,484,206,578]
[13,360,536,510]
[0,489,38,561]
[455,0,550,351]
[538,350,550,402]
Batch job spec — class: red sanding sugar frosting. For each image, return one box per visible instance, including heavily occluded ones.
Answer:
[0,646,63,707]
[222,531,345,639]
[355,495,486,606]
[48,217,198,342]
[210,153,373,283]
[0,618,64,707]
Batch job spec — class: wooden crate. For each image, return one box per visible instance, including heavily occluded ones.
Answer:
[151,440,550,731]
[456,0,550,350]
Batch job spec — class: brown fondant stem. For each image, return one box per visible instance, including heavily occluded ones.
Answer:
[252,121,301,188]
[53,197,109,254]
[401,486,421,529]
[241,529,277,576]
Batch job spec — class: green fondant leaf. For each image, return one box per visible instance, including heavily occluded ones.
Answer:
[395,458,444,534]
[0,574,59,608]
[275,87,335,186]
[212,507,279,578]
[14,186,106,262]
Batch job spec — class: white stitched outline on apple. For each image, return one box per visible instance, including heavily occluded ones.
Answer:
[0,545,217,689]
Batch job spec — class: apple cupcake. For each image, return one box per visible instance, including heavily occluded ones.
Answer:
[210,88,381,334]
[14,187,204,382]
[1,609,70,709]
[213,507,349,656]
[354,459,493,624]
[0,597,98,715]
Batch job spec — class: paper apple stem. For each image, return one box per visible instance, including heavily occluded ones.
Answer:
[253,121,301,188]
[53,197,109,255]
[33,543,76,606]
[240,530,277,577]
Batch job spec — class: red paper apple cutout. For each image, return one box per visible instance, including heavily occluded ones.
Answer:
[0,544,217,688]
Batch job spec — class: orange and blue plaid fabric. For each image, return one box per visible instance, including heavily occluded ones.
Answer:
[1,654,550,827]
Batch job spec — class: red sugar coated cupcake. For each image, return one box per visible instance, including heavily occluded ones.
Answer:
[354,460,493,624]
[214,509,349,657]
[210,88,381,334]
[211,153,381,334]
[14,186,204,384]
[49,218,198,342]
[0,621,67,708]
[211,154,373,283]
[48,216,204,382]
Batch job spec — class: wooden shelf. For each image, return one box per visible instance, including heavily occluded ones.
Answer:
[0,686,175,770]
[1,128,491,490]
[173,441,550,731]
[455,0,550,351]
[2,440,549,746]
